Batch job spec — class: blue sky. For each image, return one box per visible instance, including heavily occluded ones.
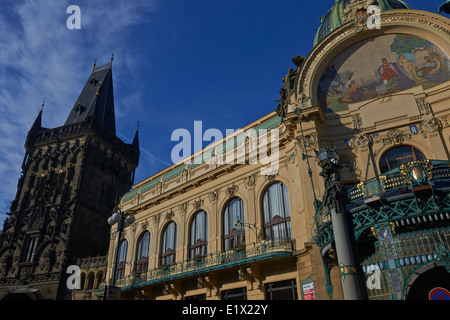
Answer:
[0,0,445,226]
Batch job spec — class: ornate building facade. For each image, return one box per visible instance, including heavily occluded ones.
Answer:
[0,60,139,300]
[98,1,450,300]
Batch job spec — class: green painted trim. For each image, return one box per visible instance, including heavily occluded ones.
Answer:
[120,251,294,292]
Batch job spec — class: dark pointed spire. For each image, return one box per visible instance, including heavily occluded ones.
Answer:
[25,99,46,147]
[64,58,116,134]
[132,120,140,150]
[29,99,45,132]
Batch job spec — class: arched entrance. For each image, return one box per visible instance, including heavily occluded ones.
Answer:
[2,292,35,300]
[1,285,43,300]
[405,264,450,300]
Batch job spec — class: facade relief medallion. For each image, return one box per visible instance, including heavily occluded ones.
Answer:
[420,117,440,133]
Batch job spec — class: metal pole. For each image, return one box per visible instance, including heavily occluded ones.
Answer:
[110,211,124,287]
[324,167,365,300]
[330,199,364,300]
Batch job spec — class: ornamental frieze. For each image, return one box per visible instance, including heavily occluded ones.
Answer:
[382,129,411,145]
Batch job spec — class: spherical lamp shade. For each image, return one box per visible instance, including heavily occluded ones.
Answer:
[318,147,339,168]
[124,214,136,227]
[108,212,122,226]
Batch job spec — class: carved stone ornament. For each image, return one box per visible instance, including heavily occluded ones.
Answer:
[343,0,376,22]
[208,188,220,202]
[193,199,204,210]
[352,133,372,148]
[225,185,239,198]
[298,133,318,151]
[243,173,257,188]
[420,118,440,133]
[264,174,277,181]
[179,201,189,214]
[382,129,411,145]
[416,97,432,116]
[153,212,161,225]
[165,210,175,221]
[352,114,363,131]
[291,55,305,68]
[295,92,311,110]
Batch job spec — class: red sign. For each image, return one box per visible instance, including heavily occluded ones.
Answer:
[429,287,450,300]
[302,282,316,300]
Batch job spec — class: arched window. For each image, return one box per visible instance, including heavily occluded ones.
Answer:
[190,210,208,258]
[95,271,103,289]
[161,222,177,266]
[86,272,95,290]
[80,273,86,290]
[380,145,426,173]
[262,182,292,241]
[223,197,245,251]
[116,240,128,280]
[136,231,151,272]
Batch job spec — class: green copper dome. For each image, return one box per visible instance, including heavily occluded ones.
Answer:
[314,0,412,46]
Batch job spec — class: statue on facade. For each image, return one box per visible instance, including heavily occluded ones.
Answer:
[275,88,288,119]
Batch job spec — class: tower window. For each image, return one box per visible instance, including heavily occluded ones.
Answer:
[22,236,38,263]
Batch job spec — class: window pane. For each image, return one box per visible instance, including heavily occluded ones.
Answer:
[266,279,298,300]
[190,211,208,258]
[136,232,150,272]
[119,240,128,263]
[161,222,177,265]
[116,240,128,279]
[380,146,426,173]
[222,287,247,300]
[224,198,245,250]
[262,182,292,241]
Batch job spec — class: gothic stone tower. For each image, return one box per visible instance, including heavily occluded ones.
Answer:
[0,60,139,300]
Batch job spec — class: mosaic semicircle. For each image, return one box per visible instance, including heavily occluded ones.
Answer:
[317,33,450,113]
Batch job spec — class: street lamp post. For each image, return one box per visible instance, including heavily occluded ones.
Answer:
[318,147,365,300]
[107,208,136,287]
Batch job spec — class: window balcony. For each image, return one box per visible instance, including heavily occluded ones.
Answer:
[98,238,295,295]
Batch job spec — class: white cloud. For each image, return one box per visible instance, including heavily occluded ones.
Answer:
[0,0,159,225]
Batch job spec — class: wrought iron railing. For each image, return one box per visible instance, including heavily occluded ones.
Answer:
[98,238,295,294]
[347,160,450,203]
[313,160,450,250]
[361,227,450,300]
